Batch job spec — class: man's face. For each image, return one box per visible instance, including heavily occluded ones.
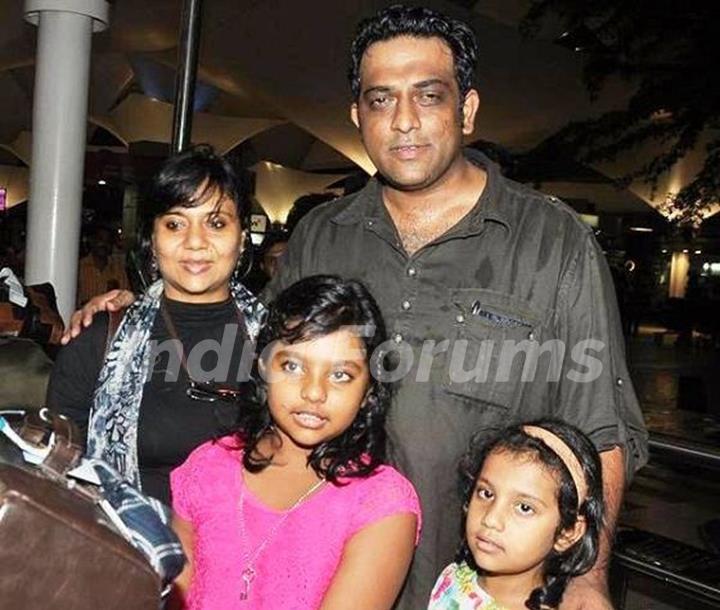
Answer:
[351,35,479,192]
[91,229,113,259]
[261,241,288,279]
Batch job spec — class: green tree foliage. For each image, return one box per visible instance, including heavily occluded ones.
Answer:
[521,0,719,224]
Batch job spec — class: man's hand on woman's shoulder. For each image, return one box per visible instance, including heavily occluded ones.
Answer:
[61,289,136,344]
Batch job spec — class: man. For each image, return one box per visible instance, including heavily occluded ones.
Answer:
[265,6,647,609]
[67,6,647,608]
[77,225,129,305]
[243,233,289,295]
[260,235,289,282]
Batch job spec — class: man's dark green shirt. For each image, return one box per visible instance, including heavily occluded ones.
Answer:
[265,150,648,607]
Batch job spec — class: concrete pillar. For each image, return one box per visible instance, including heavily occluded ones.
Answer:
[23,0,110,322]
[121,184,139,253]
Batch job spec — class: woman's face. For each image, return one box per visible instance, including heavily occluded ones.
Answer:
[153,188,243,303]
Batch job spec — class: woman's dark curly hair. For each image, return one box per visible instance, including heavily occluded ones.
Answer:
[348,4,478,101]
[456,419,604,610]
[235,275,391,484]
[137,144,251,283]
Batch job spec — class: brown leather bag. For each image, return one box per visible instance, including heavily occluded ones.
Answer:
[0,411,161,609]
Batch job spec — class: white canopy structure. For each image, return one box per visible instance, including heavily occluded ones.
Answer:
[0,0,678,216]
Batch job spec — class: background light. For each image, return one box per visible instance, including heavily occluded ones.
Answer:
[629,226,653,233]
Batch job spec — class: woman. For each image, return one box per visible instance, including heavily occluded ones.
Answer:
[47,145,264,503]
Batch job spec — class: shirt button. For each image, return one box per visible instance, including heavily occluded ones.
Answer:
[407,267,417,277]
[455,313,465,324]
[393,333,403,343]
[616,377,624,387]
[367,220,374,227]
[401,300,411,311]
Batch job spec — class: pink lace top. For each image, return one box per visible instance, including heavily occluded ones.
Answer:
[171,437,422,609]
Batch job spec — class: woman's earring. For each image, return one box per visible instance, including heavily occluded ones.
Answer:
[150,253,159,280]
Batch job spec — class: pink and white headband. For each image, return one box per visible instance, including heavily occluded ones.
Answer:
[523,425,588,509]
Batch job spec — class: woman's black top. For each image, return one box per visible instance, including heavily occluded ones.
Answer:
[46,297,250,504]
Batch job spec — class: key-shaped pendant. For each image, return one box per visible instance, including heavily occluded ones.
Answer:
[240,566,256,601]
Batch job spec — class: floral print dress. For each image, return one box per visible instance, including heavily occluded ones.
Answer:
[428,562,508,610]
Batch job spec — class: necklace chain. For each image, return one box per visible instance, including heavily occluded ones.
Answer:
[238,471,326,601]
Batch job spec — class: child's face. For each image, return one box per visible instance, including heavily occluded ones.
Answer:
[465,449,571,583]
[263,329,371,451]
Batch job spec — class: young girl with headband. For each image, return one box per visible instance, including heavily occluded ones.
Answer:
[428,420,604,610]
[169,275,421,609]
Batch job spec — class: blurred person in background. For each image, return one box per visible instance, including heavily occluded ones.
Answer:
[77,224,130,305]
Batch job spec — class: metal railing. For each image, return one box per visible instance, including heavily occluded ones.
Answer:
[648,432,720,469]
[612,432,720,608]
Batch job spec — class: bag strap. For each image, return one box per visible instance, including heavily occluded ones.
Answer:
[42,414,82,475]
[104,308,126,356]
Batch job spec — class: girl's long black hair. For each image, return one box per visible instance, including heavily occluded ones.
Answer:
[457,419,605,610]
[234,275,391,483]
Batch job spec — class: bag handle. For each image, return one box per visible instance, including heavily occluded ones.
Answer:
[20,408,82,475]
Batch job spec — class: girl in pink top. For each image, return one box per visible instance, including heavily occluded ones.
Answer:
[170,275,421,610]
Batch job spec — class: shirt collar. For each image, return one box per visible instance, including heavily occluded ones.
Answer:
[463,148,513,233]
[330,148,513,233]
[330,177,383,225]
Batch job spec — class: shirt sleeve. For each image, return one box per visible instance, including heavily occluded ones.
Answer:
[555,232,649,478]
[45,313,109,444]
[348,467,423,544]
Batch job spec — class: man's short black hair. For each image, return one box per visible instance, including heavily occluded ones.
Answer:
[348,4,478,100]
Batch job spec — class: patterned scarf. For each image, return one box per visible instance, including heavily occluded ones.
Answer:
[86,278,265,488]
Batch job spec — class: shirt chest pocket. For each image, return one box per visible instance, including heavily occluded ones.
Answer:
[442,289,547,409]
